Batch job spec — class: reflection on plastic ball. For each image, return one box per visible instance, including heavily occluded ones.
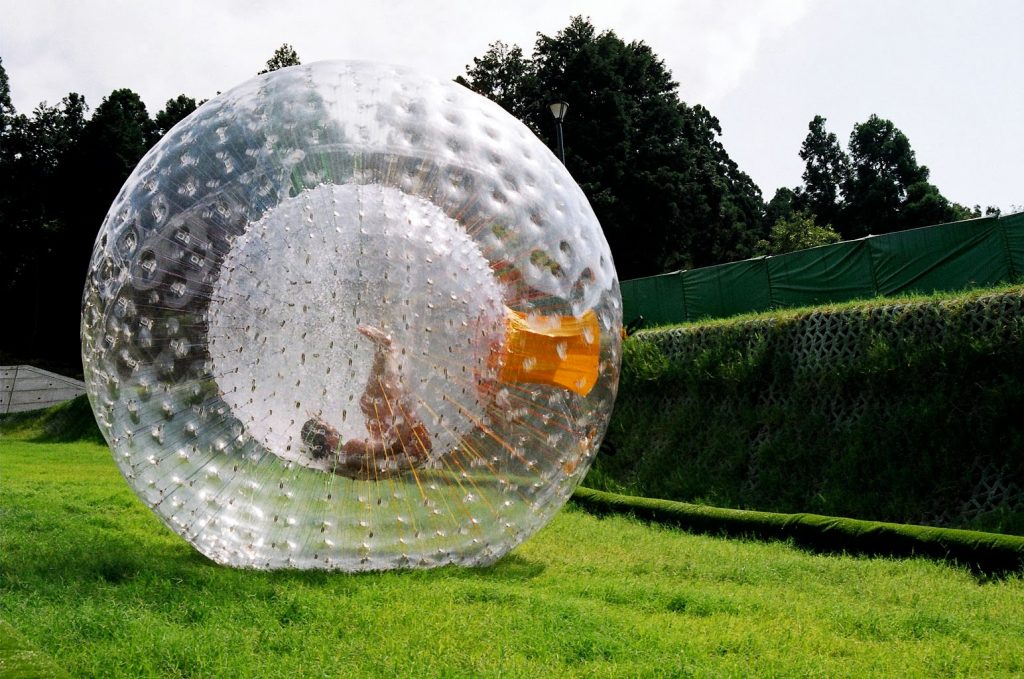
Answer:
[81,61,622,570]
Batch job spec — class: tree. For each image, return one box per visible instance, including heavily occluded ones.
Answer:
[789,113,970,239]
[155,94,198,137]
[259,44,301,74]
[755,210,840,255]
[26,88,159,367]
[80,88,158,171]
[20,94,88,170]
[456,42,539,128]
[900,180,969,227]
[0,56,19,202]
[0,56,27,305]
[799,115,848,231]
[673,103,765,269]
[0,79,90,367]
[842,114,931,237]
[459,17,765,278]
[0,56,14,133]
[842,114,974,235]
[766,186,800,226]
[79,88,158,178]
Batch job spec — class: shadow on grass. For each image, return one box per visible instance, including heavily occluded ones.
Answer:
[452,553,547,581]
[0,532,212,586]
[1,517,547,592]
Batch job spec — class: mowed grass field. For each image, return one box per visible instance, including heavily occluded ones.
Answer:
[2,439,1024,678]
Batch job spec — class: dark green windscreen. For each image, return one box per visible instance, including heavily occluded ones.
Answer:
[621,213,1024,325]
[682,258,770,322]
[620,271,685,326]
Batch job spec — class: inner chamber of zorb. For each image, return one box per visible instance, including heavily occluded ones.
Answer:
[207,183,507,472]
[81,62,621,570]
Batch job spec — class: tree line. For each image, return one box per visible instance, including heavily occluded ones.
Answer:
[458,17,999,267]
[0,46,300,374]
[0,22,1000,373]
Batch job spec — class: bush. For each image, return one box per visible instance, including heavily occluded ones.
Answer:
[587,288,1024,534]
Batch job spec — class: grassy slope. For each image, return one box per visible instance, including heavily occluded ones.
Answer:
[595,283,1024,532]
[2,439,1024,678]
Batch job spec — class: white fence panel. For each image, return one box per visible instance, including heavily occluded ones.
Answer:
[0,365,86,414]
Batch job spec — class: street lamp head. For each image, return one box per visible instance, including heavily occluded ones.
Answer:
[548,101,569,123]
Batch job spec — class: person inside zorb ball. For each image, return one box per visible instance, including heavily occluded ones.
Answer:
[81,61,622,571]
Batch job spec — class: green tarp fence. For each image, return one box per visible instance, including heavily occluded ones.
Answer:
[1003,211,1024,279]
[622,212,1024,325]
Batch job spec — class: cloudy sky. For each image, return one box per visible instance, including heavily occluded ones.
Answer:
[2,0,1021,211]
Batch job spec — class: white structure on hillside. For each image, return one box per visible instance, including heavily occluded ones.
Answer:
[1,365,86,414]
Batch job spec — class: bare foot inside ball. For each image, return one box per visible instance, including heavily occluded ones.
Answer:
[357,324,392,348]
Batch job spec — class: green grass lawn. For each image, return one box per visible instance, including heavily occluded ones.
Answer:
[2,440,1023,678]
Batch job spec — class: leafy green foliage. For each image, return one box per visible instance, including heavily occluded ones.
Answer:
[154,94,198,137]
[788,114,994,240]
[459,17,766,278]
[755,210,840,255]
[258,43,300,75]
[0,86,154,373]
[457,42,539,126]
[764,186,800,226]
[0,50,264,371]
[0,82,90,372]
[843,114,932,236]
[592,287,1024,534]
[2,440,1024,677]
[799,115,847,229]
[0,57,15,151]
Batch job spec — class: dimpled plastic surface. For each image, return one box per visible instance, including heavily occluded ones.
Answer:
[81,61,622,570]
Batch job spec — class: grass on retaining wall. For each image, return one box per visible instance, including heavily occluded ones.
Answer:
[587,285,1024,534]
[637,281,1024,333]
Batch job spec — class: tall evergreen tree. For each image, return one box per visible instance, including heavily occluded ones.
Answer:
[789,113,974,239]
[673,103,764,269]
[259,44,301,74]
[0,57,27,318]
[765,186,800,226]
[798,115,848,233]
[0,57,14,133]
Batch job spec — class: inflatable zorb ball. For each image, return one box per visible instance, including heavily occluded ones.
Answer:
[81,61,622,570]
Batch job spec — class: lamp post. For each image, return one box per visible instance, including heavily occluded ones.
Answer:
[548,101,569,165]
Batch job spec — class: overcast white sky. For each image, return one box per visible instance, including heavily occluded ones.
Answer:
[2,0,1021,211]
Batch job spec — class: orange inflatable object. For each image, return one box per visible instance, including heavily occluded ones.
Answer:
[496,308,601,396]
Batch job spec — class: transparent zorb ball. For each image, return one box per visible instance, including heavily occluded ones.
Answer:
[81,61,622,570]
